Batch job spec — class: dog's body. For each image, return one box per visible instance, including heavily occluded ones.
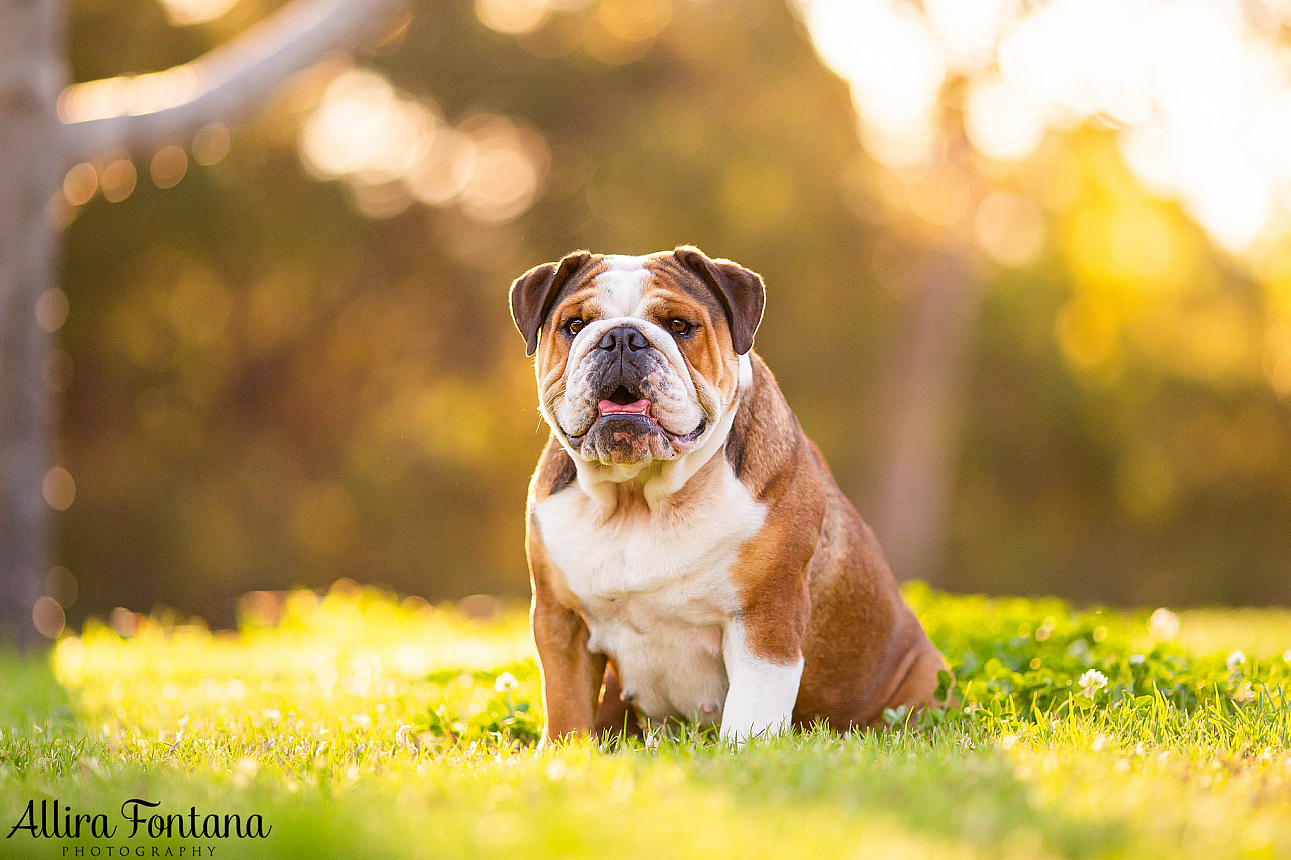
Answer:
[511,248,946,743]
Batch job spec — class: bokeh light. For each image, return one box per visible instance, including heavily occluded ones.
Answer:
[405,128,476,205]
[192,123,231,165]
[157,0,241,26]
[794,0,1291,255]
[59,67,201,123]
[457,115,547,223]
[32,596,66,639]
[596,0,672,43]
[43,466,77,512]
[150,144,189,189]
[964,80,1047,163]
[299,69,431,182]
[45,566,79,608]
[796,0,945,168]
[100,159,137,203]
[63,163,98,206]
[475,0,550,35]
[922,0,1016,73]
[974,192,1046,268]
[35,288,70,333]
[298,67,546,224]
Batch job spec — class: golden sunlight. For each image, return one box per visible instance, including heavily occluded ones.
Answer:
[476,0,550,35]
[157,0,241,26]
[297,67,546,223]
[794,0,1291,256]
[796,0,945,168]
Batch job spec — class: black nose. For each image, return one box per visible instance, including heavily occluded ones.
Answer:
[597,325,649,353]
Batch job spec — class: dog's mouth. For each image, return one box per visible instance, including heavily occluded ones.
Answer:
[598,386,652,419]
[565,386,707,447]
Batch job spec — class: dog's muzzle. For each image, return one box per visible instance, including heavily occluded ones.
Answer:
[562,324,706,463]
[586,325,651,401]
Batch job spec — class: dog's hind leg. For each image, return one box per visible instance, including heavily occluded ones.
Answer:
[593,661,644,741]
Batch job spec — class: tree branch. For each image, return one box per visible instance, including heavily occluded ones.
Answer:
[57,0,408,166]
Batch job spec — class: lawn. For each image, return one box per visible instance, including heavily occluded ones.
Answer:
[2,581,1290,859]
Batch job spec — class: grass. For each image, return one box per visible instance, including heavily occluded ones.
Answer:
[2,581,1290,859]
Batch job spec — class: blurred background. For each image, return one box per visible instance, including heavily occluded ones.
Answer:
[37,0,1291,629]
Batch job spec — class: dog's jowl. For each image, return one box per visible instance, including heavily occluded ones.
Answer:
[510,247,948,744]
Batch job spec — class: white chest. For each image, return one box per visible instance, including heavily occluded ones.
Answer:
[533,464,766,723]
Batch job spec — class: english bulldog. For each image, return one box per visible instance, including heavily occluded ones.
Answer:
[510,247,947,744]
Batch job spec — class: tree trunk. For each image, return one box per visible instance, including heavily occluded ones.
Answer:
[871,243,980,585]
[0,0,66,647]
[0,0,405,646]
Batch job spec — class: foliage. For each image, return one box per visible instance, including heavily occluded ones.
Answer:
[906,582,1291,734]
[58,0,882,625]
[52,0,1291,628]
[2,583,1290,858]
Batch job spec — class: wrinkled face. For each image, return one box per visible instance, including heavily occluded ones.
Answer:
[531,254,747,467]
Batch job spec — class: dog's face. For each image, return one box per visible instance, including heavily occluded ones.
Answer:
[511,247,765,468]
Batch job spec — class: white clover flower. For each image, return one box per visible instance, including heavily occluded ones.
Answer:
[1226,650,1246,671]
[395,724,416,750]
[1078,669,1108,695]
[493,672,519,693]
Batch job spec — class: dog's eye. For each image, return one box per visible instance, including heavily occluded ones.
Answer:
[564,318,584,335]
[669,318,693,336]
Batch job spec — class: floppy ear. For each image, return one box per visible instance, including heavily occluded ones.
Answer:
[509,251,592,356]
[673,246,766,355]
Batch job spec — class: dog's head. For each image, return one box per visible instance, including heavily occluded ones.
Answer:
[511,247,764,469]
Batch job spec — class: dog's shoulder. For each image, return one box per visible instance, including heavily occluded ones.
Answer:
[724,353,809,500]
[530,434,578,504]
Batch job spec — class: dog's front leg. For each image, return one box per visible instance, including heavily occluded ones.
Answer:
[719,616,804,745]
[532,578,606,744]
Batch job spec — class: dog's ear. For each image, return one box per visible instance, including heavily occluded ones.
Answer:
[673,246,765,355]
[510,251,592,356]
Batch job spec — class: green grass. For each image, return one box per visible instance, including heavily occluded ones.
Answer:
[2,581,1290,859]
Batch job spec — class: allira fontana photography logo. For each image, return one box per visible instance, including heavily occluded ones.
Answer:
[8,798,270,855]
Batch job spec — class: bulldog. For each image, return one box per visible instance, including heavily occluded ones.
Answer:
[510,246,947,744]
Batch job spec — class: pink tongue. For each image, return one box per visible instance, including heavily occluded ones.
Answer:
[598,398,651,416]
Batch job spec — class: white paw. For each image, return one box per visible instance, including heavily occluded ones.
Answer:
[719,619,802,747]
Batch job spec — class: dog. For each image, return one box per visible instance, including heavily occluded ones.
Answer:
[510,246,947,744]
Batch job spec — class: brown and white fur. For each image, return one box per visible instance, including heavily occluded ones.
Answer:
[510,247,947,744]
